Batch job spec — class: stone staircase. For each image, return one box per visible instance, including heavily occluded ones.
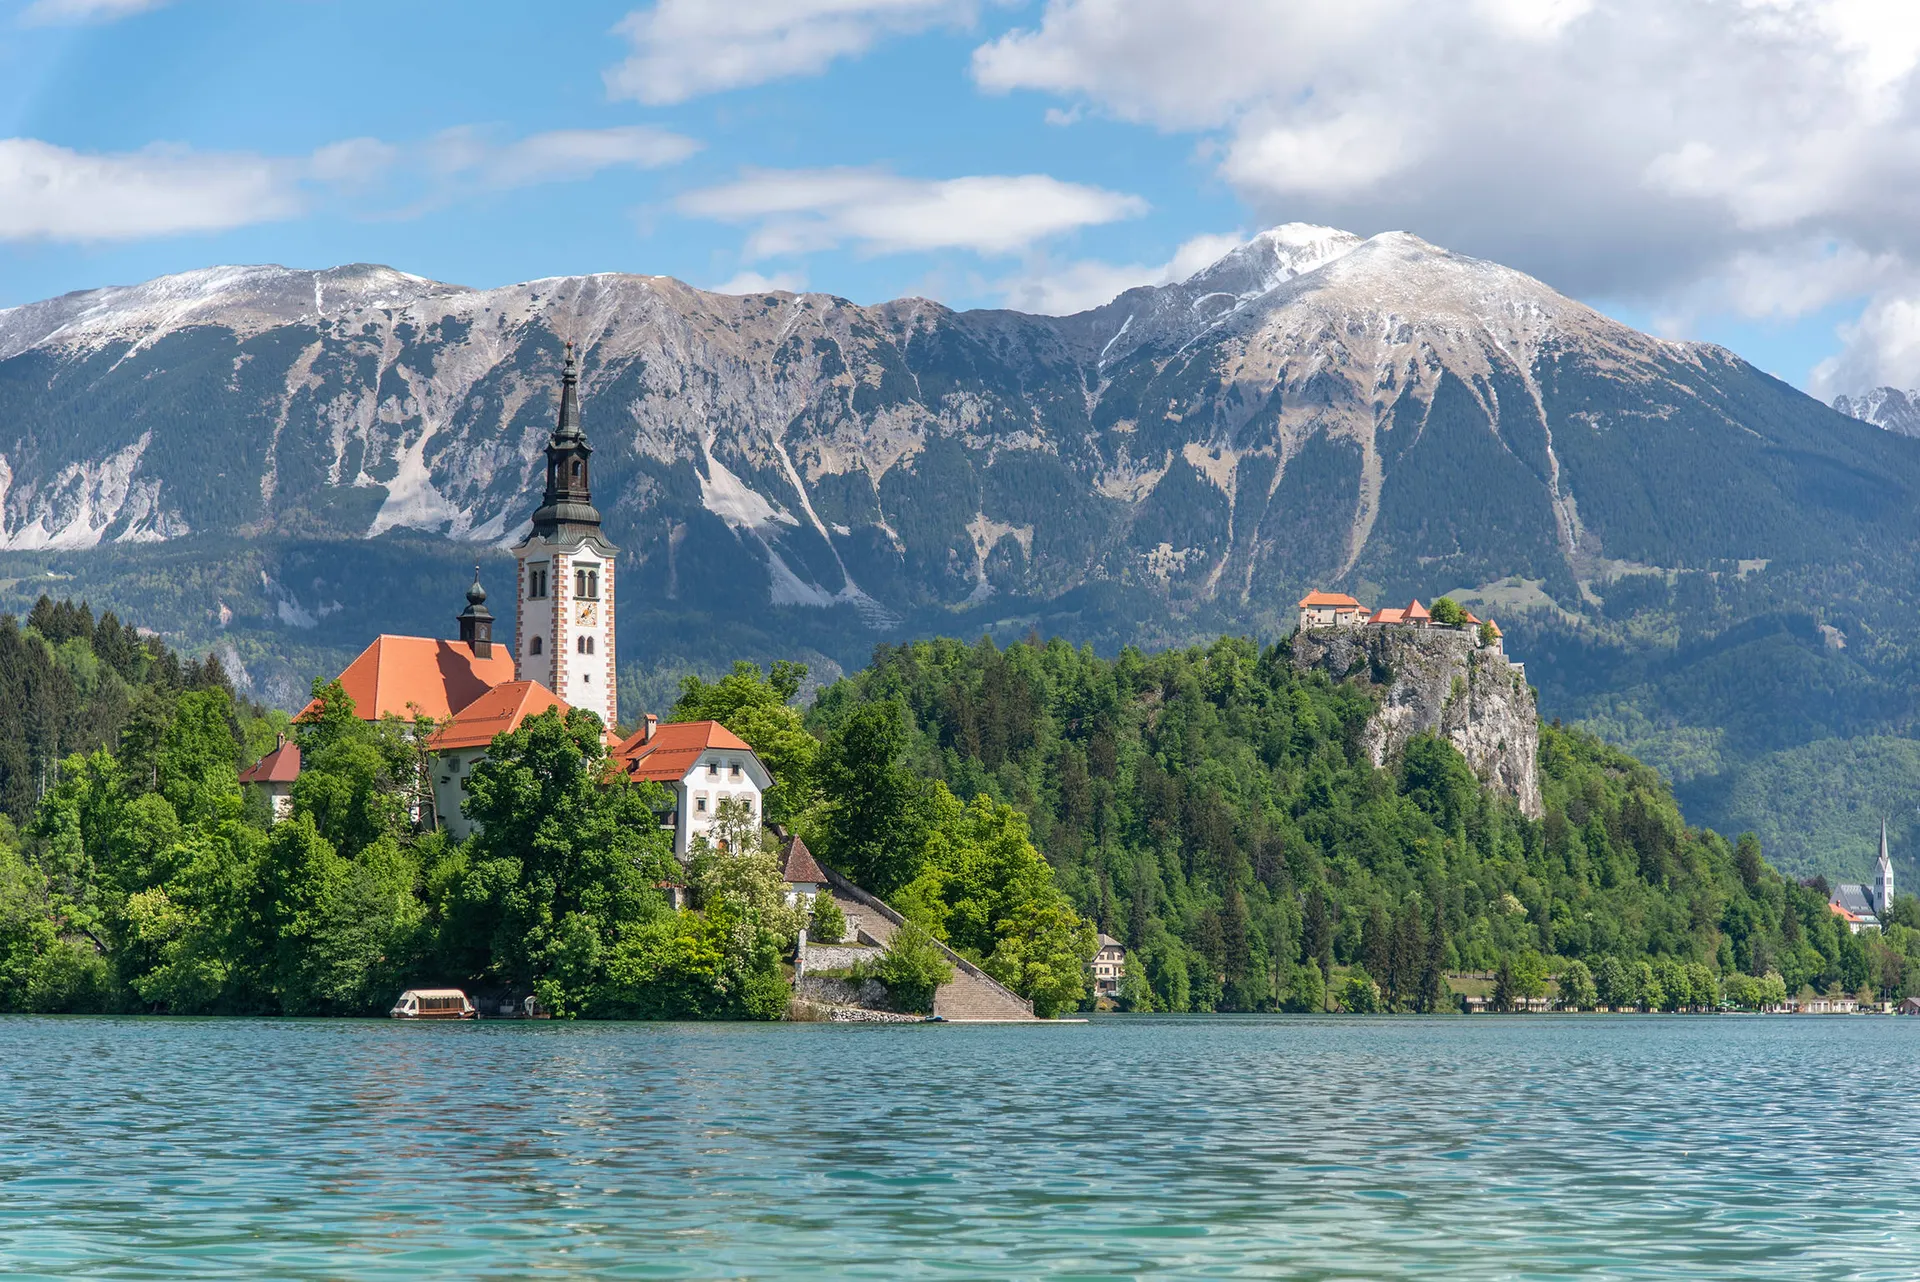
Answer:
[822,868,1036,1021]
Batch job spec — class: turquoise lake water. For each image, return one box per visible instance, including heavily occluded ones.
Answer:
[2,1015,1916,1279]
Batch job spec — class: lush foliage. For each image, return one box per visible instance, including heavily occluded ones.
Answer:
[807,633,1920,1011]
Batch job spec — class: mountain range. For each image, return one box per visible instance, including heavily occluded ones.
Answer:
[5,225,1920,882]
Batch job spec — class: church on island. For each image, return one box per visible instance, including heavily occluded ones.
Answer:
[241,343,803,889]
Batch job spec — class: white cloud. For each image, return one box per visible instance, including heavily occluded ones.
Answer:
[969,0,1920,356]
[0,138,299,241]
[1812,281,1920,397]
[678,167,1146,258]
[0,123,703,244]
[428,125,700,189]
[710,269,809,295]
[20,0,168,25]
[996,230,1244,313]
[608,0,975,104]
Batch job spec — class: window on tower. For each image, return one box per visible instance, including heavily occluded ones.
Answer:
[527,565,549,598]
[529,636,542,655]
[574,567,599,599]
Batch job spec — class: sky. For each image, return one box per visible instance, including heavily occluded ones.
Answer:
[3,0,1919,397]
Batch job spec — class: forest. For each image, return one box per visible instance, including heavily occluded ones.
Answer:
[2,596,1916,1018]
[803,634,1920,1012]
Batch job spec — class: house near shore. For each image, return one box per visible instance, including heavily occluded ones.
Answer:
[1092,933,1126,998]
[616,717,771,857]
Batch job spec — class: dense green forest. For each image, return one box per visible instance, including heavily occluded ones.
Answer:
[802,634,1920,1012]
[4,594,1918,1018]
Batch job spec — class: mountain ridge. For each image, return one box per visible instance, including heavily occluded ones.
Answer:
[3,226,1919,883]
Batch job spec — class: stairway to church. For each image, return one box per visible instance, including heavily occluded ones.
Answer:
[822,873,1037,1022]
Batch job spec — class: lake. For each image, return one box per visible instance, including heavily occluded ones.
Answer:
[1,1014,1915,1278]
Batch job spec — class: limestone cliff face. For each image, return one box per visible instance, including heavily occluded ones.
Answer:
[1291,626,1542,818]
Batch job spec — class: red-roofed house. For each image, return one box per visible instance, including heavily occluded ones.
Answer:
[238,736,301,821]
[1297,590,1365,631]
[1403,599,1431,627]
[780,834,828,906]
[615,716,772,856]
[1369,607,1406,625]
[426,680,571,839]
[299,633,516,724]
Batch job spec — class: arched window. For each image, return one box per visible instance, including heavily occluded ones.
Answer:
[529,636,542,655]
[576,636,594,655]
[572,460,583,481]
[575,567,599,599]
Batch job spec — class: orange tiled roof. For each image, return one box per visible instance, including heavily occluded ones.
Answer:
[1485,619,1502,637]
[428,680,570,751]
[1404,599,1430,621]
[1371,608,1406,624]
[298,634,516,723]
[1298,591,1362,608]
[616,719,756,782]
[238,739,300,784]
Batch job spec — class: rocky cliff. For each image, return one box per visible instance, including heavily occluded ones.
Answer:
[1291,625,1541,818]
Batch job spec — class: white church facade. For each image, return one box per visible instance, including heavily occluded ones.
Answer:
[1830,822,1897,933]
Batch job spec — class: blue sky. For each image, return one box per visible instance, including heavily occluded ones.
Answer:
[5,1,1919,397]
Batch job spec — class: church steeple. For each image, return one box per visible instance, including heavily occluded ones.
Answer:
[529,341,602,539]
[456,567,493,659]
[1877,819,1895,915]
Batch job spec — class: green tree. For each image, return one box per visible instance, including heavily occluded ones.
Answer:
[671,661,820,825]
[455,707,677,1014]
[1429,597,1468,627]
[870,920,952,1014]
[1559,959,1598,1010]
[809,893,846,944]
[815,700,928,894]
[1341,969,1382,1013]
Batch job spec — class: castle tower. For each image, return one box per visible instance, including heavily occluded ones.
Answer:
[1876,819,1895,916]
[513,341,618,731]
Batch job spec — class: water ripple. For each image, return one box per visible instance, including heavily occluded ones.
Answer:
[1,1015,1916,1278]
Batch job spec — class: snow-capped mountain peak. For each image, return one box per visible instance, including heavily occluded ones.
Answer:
[1833,387,1920,438]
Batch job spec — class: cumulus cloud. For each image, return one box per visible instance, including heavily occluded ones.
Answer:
[971,0,1920,392]
[678,167,1146,258]
[0,138,300,241]
[608,0,975,104]
[997,230,1244,313]
[20,0,168,25]
[1812,282,1920,398]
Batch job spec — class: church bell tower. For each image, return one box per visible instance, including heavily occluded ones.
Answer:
[514,341,618,731]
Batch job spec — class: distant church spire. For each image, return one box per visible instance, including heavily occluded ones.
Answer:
[1877,818,1895,915]
[528,340,602,539]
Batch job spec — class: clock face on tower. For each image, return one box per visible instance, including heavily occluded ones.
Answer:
[576,601,597,626]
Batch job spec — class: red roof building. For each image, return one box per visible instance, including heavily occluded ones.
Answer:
[299,634,515,723]
[238,736,301,821]
[781,834,829,904]
[615,718,771,857]
[424,680,569,838]
[1298,590,1366,630]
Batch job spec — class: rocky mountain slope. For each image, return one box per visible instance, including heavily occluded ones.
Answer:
[5,228,1920,880]
[1290,624,1541,818]
[1833,387,1920,438]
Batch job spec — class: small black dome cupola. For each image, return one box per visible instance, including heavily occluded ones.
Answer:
[528,339,603,539]
[457,565,494,658]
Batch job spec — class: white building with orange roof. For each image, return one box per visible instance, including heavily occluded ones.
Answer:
[1297,590,1364,630]
[425,680,573,839]
[614,716,772,857]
